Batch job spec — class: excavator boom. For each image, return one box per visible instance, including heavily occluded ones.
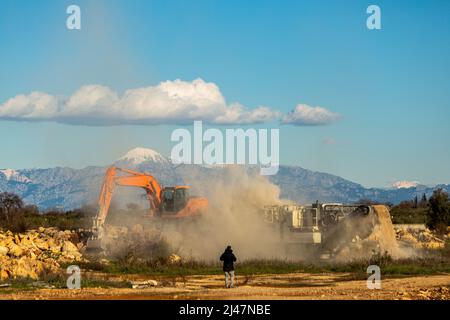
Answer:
[87,166,207,251]
[96,166,162,224]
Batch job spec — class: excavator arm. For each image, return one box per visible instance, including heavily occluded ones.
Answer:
[89,166,163,247]
[87,165,208,251]
[96,166,162,225]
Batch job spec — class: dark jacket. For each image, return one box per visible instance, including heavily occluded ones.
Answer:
[220,248,237,272]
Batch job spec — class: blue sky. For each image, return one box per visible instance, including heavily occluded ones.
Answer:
[0,0,449,187]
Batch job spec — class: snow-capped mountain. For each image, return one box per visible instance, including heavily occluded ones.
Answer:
[392,181,421,189]
[116,147,169,165]
[0,147,449,210]
[0,169,32,183]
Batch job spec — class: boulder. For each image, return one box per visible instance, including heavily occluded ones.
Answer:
[0,269,9,281]
[168,253,182,264]
[8,243,24,257]
[131,280,158,289]
[0,246,8,256]
[62,241,78,253]
[35,240,49,251]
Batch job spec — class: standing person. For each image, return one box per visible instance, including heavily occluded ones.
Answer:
[220,245,237,288]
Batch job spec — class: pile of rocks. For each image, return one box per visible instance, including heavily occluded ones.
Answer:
[0,227,83,280]
[398,287,450,300]
[395,225,446,249]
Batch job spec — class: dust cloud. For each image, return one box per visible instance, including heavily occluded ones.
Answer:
[100,167,412,263]
[331,205,416,261]
[163,166,288,260]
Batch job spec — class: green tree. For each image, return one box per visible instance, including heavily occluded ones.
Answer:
[421,193,427,203]
[419,193,428,208]
[426,188,450,233]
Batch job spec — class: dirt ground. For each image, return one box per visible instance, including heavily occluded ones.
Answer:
[1,272,449,300]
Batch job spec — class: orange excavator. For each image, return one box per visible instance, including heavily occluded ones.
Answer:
[87,166,208,249]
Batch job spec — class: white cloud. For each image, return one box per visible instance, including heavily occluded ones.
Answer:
[213,104,280,124]
[0,79,280,125]
[282,104,340,126]
[0,80,342,127]
[0,92,59,120]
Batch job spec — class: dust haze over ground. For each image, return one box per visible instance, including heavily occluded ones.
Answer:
[164,166,289,260]
[101,167,415,262]
[172,172,416,261]
[100,166,291,261]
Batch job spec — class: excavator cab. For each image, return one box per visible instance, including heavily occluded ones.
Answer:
[161,186,189,213]
[161,188,175,211]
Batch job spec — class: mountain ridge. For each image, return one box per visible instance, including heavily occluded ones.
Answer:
[0,148,448,210]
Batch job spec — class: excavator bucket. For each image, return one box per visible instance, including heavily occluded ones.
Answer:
[85,219,105,252]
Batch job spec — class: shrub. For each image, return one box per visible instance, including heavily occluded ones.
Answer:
[426,189,450,233]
